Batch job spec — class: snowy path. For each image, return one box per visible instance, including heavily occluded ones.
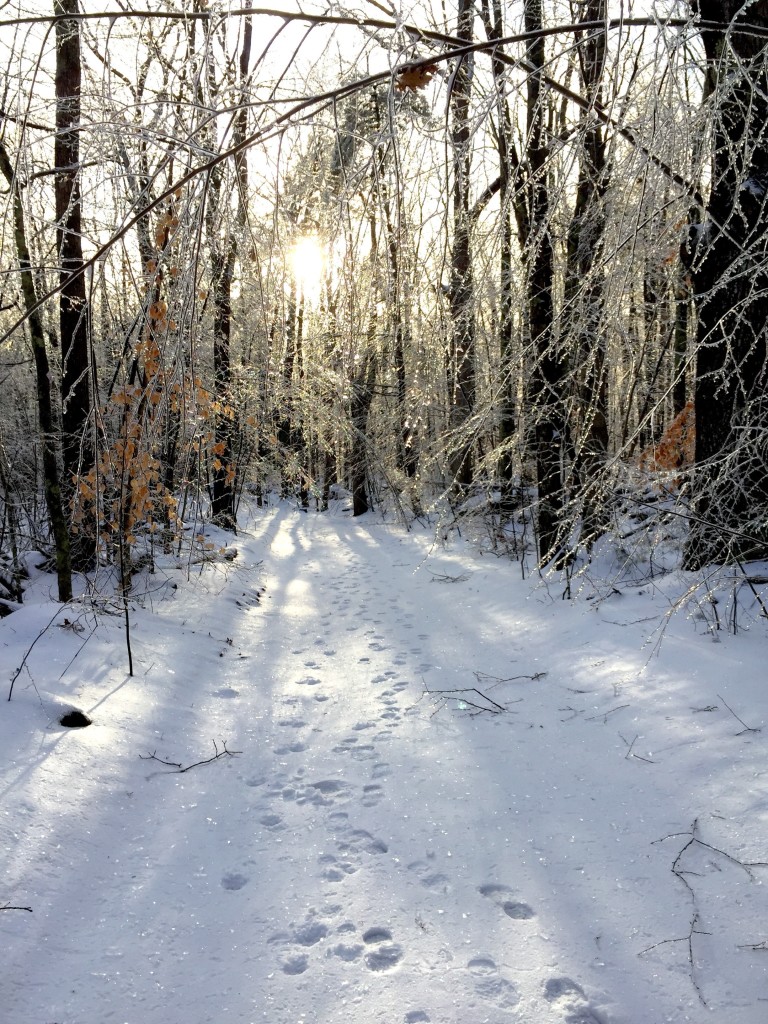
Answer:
[1,504,767,1023]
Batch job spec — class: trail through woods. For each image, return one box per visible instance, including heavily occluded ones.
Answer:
[1,503,767,1023]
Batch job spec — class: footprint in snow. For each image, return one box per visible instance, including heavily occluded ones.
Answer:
[318,853,358,881]
[408,860,451,893]
[362,927,404,972]
[213,687,239,698]
[273,741,307,755]
[467,956,520,1010]
[319,828,388,881]
[259,813,283,829]
[544,978,603,1024]
[282,954,309,975]
[295,675,322,686]
[293,778,350,807]
[293,920,329,946]
[337,828,388,856]
[405,1013,430,1023]
[503,900,535,919]
[328,941,364,962]
[362,783,384,807]
[221,871,249,891]
[479,882,536,921]
[332,736,376,761]
[325,921,364,961]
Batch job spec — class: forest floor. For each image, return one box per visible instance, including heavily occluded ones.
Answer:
[1,499,767,1024]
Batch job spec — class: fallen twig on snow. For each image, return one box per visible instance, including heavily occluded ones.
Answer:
[428,570,470,583]
[421,683,520,717]
[639,912,711,1004]
[619,732,656,763]
[717,694,761,735]
[585,703,630,723]
[7,605,68,701]
[643,818,768,1004]
[0,903,32,912]
[474,670,548,686]
[140,739,241,773]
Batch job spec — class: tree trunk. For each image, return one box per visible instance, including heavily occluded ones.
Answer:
[204,5,252,530]
[447,0,476,495]
[55,0,92,568]
[350,351,377,517]
[0,142,72,601]
[523,0,564,562]
[684,1,768,566]
[564,0,610,549]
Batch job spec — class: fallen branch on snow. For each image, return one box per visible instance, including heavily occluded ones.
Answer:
[717,694,761,736]
[421,683,521,717]
[642,818,768,1004]
[140,738,241,773]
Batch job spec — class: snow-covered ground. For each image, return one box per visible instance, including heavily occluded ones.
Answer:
[1,501,767,1023]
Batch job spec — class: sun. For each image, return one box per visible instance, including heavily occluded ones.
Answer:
[289,235,326,303]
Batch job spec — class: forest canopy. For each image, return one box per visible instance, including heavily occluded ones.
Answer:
[1,0,767,600]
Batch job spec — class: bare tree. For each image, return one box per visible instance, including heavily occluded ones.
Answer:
[55,0,93,566]
[684,1,768,566]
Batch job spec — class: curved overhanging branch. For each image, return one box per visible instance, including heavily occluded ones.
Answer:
[0,9,738,344]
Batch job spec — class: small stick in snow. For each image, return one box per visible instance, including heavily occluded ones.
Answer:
[8,605,67,701]
[474,670,548,687]
[0,903,32,912]
[585,703,630,723]
[645,818,768,1003]
[639,911,710,1004]
[717,694,761,735]
[619,732,656,763]
[421,683,518,716]
[140,739,241,773]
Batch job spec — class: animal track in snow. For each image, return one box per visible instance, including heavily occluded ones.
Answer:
[273,741,307,755]
[362,783,384,806]
[503,900,535,919]
[408,860,451,893]
[295,675,322,686]
[328,941,363,962]
[362,927,404,972]
[293,921,329,946]
[281,954,309,975]
[479,882,536,921]
[213,686,239,698]
[318,853,358,881]
[466,956,520,1010]
[337,828,388,856]
[285,777,351,808]
[259,813,283,829]
[544,978,602,1024]
[221,871,249,891]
